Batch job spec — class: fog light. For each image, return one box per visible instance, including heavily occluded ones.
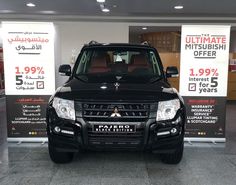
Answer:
[157,131,170,136]
[171,128,177,134]
[61,129,74,135]
[54,126,61,133]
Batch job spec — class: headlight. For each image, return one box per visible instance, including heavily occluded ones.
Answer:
[52,97,75,120]
[156,99,180,121]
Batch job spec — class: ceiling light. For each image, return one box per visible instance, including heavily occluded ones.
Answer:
[26,2,36,7]
[40,10,56,14]
[174,5,183,9]
[100,85,107,89]
[113,5,117,8]
[0,10,14,13]
[97,0,105,3]
[102,8,110,13]
[142,27,147,30]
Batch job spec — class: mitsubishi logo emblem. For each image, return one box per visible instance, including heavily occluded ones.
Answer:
[116,76,122,81]
[114,82,120,90]
[110,106,121,117]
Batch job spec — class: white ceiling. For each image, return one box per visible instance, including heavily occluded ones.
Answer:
[0,0,236,22]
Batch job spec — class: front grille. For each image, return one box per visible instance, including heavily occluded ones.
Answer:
[82,103,150,122]
[87,127,144,148]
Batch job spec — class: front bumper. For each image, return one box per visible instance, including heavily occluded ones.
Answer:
[47,106,185,153]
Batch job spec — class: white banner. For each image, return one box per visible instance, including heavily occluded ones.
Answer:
[179,25,230,97]
[179,25,230,141]
[2,22,55,95]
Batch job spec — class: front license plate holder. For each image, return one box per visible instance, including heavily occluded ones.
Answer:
[93,124,136,133]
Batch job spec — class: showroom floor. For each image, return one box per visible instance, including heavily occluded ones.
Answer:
[0,97,236,185]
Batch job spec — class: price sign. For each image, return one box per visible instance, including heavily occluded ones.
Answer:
[15,66,45,90]
[188,68,219,94]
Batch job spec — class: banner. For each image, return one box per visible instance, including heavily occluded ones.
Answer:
[180,25,230,141]
[2,22,55,140]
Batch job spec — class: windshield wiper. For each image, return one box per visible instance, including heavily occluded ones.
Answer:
[74,75,88,82]
[149,76,162,83]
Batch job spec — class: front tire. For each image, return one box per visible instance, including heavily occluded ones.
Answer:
[160,142,184,164]
[48,141,74,164]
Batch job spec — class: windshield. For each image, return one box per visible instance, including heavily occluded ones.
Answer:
[74,47,163,83]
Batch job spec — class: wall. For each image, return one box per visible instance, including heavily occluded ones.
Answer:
[230,31,236,52]
[0,25,2,47]
[55,22,129,87]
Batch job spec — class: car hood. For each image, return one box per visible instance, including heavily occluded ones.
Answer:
[55,78,179,102]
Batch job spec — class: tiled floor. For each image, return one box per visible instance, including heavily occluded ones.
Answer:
[0,97,236,185]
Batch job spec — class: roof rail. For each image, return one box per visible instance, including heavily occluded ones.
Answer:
[88,40,100,45]
[141,41,150,46]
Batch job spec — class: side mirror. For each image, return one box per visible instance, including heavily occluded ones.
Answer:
[166,66,179,78]
[59,64,71,76]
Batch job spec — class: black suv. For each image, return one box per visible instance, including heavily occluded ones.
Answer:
[46,42,185,164]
